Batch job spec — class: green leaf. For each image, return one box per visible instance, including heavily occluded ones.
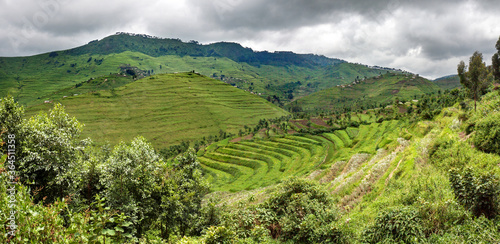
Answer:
[121,221,133,227]
[102,229,116,236]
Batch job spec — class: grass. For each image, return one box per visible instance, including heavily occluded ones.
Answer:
[201,133,339,191]
[25,72,288,149]
[200,120,404,192]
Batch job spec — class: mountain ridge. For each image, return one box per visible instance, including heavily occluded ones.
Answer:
[51,32,345,68]
[0,32,388,107]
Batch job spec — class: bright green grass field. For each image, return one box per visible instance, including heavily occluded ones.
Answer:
[25,72,288,148]
[200,118,404,192]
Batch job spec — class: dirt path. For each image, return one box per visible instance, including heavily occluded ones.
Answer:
[386,157,404,186]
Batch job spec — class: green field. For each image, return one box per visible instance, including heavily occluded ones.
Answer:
[25,72,288,148]
[200,119,402,192]
[289,73,442,112]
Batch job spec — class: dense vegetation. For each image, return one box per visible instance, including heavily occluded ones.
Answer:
[2,82,499,242]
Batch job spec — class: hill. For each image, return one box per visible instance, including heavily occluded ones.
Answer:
[200,88,500,242]
[287,73,441,113]
[0,32,388,106]
[25,72,288,148]
[433,74,461,90]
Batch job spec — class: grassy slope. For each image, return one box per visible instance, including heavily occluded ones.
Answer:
[0,34,387,106]
[209,90,500,241]
[201,119,402,192]
[433,74,461,90]
[289,73,441,112]
[25,72,288,148]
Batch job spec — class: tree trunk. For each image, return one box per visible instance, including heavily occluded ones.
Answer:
[474,92,477,111]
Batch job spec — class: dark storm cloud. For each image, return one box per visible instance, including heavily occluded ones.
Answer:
[189,0,460,30]
[184,0,500,77]
[0,0,499,78]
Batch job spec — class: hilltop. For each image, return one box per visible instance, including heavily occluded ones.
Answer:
[1,32,391,106]
[26,72,288,148]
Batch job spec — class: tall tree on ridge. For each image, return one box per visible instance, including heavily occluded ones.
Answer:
[492,36,500,81]
[457,51,488,111]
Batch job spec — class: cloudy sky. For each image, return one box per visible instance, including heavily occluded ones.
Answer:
[1,0,499,79]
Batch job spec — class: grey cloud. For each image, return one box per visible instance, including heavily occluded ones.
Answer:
[0,0,499,78]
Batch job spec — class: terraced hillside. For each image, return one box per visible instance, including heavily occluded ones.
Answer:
[201,119,403,192]
[289,73,441,112]
[25,72,288,148]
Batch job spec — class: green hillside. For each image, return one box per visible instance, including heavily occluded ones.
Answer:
[202,89,500,243]
[201,120,402,192]
[25,72,288,148]
[289,73,441,112]
[433,74,462,90]
[0,33,387,106]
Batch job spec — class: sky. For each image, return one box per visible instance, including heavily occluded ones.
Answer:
[1,0,499,79]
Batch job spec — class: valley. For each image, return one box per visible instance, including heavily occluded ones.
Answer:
[0,32,498,243]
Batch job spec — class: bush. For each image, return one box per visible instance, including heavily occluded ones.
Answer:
[449,167,499,219]
[257,177,347,243]
[473,113,500,155]
[100,136,166,236]
[202,226,236,244]
[428,216,500,243]
[362,206,424,243]
[249,225,272,243]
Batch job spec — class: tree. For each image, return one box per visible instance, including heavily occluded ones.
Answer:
[257,178,345,243]
[492,36,500,81]
[457,51,488,111]
[159,148,210,239]
[100,136,166,236]
[0,96,24,147]
[18,103,87,203]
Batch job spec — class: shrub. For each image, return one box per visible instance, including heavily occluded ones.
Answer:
[362,206,424,243]
[428,216,500,243]
[449,167,499,219]
[202,226,236,244]
[257,177,347,243]
[18,103,86,203]
[473,112,500,155]
[249,225,272,243]
[100,136,166,236]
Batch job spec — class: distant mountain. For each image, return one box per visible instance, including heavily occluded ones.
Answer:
[433,75,461,90]
[0,32,390,106]
[67,33,345,68]
[288,73,441,113]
